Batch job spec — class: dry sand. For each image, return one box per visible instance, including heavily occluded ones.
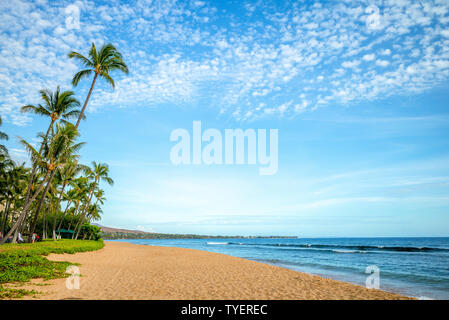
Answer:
[15,241,410,300]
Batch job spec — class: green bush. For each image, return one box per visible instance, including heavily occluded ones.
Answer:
[80,224,102,241]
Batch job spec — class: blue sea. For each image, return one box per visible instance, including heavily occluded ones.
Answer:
[110,237,449,299]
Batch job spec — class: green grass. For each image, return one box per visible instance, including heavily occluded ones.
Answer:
[0,239,104,299]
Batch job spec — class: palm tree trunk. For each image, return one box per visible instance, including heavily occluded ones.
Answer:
[19,120,55,235]
[74,183,96,240]
[57,200,72,232]
[67,201,79,232]
[75,73,98,129]
[74,208,88,240]
[72,214,83,239]
[0,198,11,235]
[0,170,51,245]
[52,181,67,240]
[22,121,55,206]
[71,204,84,239]
[28,192,45,241]
[28,170,56,241]
[43,205,48,239]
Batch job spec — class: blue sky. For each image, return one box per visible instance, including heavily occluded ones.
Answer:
[1,0,449,236]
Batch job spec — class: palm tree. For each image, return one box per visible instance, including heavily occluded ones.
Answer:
[94,189,106,207]
[0,123,84,244]
[19,87,83,231]
[0,159,23,235]
[1,162,28,235]
[74,161,113,239]
[64,177,89,234]
[87,203,103,223]
[51,160,85,240]
[28,123,85,241]
[0,116,8,155]
[68,43,129,128]
[56,188,76,232]
[21,87,82,140]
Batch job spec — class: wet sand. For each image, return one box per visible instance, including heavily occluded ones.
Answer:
[17,241,410,300]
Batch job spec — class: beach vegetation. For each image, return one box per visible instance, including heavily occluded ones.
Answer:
[0,239,104,299]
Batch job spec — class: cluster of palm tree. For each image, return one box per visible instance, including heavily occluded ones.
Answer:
[0,43,128,244]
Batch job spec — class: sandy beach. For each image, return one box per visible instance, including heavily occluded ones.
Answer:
[14,241,410,300]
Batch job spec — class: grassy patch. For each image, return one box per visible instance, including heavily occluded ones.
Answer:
[0,239,104,299]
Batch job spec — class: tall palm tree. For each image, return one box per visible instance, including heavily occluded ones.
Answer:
[1,162,28,234]
[0,123,84,244]
[21,87,82,139]
[0,159,24,235]
[68,43,129,128]
[28,123,85,240]
[19,87,83,230]
[51,160,85,240]
[74,161,113,239]
[67,177,90,235]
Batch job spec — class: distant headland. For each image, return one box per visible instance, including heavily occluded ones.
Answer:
[96,225,298,240]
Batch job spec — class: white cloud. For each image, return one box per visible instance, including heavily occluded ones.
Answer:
[376,59,390,67]
[363,53,376,61]
[342,60,361,68]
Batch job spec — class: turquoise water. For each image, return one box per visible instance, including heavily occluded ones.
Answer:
[110,237,449,299]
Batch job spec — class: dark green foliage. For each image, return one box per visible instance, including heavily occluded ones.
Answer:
[80,224,101,240]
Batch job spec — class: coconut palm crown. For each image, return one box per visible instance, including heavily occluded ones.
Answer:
[68,43,129,128]
[21,87,83,138]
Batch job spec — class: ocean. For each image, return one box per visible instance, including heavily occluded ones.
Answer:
[110,237,449,300]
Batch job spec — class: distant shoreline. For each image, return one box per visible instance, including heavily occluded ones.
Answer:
[97,224,298,240]
[102,233,299,240]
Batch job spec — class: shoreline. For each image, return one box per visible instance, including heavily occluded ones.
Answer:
[13,241,411,300]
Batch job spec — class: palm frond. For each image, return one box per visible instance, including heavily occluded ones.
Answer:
[68,51,94,68]
[0,144,8,156]
[98,44,120,63]
[19,137,44,167]
[62,109,84,120]
[72,69,93,86]
[39,89,53,108]
[100,71,115,89]
[89,43,98,65]
[104,176,114,186]
[107,59,129,74]
[21,104,51,116]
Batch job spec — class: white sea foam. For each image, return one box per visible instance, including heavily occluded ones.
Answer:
[333,249,358,253]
